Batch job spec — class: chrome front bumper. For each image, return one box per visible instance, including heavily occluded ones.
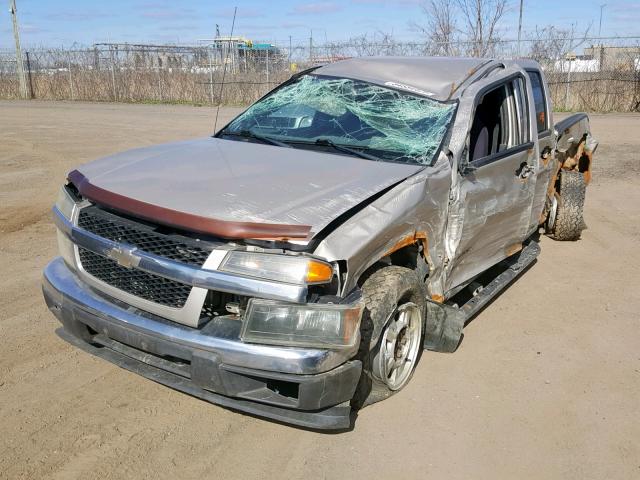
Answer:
[42,258,361,429]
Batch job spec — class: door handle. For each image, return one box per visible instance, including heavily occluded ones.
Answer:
[516,163,535,180]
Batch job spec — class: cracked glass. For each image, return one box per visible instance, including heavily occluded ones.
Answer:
[223,75,456,165]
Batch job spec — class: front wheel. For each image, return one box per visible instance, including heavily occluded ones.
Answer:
[351,266,426,409]
[372,302,423,391]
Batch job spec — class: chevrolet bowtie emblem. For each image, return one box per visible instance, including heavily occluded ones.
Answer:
[106,245,141,269]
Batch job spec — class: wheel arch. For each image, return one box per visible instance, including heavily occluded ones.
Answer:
[355,230,432,293]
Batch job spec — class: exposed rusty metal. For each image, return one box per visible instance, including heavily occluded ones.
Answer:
[414,231,429,256]
[430,294,445,303]
[384,231,430,258]
[560,137,593,185]
[447,59,493,100]
[505,242,523,257]
[539,160,563,225]
[384,234,419,256]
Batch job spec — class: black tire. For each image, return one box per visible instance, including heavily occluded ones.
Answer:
[351,265,427,409]
[547,170,586,241]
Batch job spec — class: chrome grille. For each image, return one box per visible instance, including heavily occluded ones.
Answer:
[78,248,192,308]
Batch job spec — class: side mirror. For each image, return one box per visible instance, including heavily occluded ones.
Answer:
[459,162,478,175]
[457,146,477,175]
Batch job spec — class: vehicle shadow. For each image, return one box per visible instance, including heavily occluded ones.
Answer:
[453,234,542,334]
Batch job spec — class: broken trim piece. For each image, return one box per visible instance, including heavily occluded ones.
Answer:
[425,240,541,353]
[67,170,312,240]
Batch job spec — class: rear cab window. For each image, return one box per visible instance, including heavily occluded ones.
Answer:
[526,70,548,134]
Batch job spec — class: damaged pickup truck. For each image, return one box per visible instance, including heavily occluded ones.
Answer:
[43,57,596,429]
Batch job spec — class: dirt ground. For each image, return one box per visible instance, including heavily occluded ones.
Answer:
[1,101,639,480]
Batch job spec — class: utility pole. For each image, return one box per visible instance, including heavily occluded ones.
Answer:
[9,0,28,99]
[598,4,606,38]
[517,0,524,58]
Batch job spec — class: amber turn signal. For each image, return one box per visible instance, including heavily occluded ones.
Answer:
[306,260,334,284]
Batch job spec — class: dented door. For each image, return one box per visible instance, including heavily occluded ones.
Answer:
[446,71,537,292]
[526,68,557,228]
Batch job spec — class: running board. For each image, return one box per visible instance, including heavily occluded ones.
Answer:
[424,240,541,353]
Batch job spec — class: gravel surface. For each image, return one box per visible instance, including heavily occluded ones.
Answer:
[1,101,639,480]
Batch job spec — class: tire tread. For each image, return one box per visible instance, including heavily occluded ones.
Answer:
[351,266,426,409]
[549,170,586,241]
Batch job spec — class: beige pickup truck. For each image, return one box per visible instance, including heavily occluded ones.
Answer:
[43,57,596,429]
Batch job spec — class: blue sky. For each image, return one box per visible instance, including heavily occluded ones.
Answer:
[1,0,639,48]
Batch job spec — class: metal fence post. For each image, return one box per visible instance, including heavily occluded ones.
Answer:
[67,50,75,100]
[109,47,117,101]
[634,67,640,112]
[564,58,572,110]
[157,60,163,102]
[266,48,270,86]
[208,45,214,105]
[25,50,34,99]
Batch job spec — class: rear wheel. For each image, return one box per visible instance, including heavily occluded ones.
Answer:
[547,170,586,241]
[351,266,426,409]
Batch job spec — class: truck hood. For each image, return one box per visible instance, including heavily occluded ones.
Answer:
[71,137,422,239]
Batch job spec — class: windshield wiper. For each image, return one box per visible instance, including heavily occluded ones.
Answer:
[309,138,382,161]
[219,129,291,148]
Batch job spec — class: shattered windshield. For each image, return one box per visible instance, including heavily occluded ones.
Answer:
[222,75,456,165]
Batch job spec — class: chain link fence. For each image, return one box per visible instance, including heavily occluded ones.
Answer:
[1,36,639,112]
[0,43,291,105]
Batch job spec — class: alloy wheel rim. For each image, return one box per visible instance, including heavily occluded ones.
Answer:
[548,194,558,230]
[376,302,422,391]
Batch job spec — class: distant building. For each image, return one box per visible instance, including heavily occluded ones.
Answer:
[583,45,640,71]
[209,36,282,73]
[554,56,599,73]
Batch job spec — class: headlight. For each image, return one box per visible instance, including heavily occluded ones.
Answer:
[220,251,333,285]
[241,299,362,348]
[55,185,77,220]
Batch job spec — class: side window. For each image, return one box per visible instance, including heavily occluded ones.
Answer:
[527,70,548,133]
[469,78,527,162]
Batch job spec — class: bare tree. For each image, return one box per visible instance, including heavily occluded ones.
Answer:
[413,0,509,57]
[529,23,592,67]
[455,0,509,57]
[411,0,457,56]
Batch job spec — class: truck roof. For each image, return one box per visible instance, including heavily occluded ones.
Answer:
[315,56,492,101]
